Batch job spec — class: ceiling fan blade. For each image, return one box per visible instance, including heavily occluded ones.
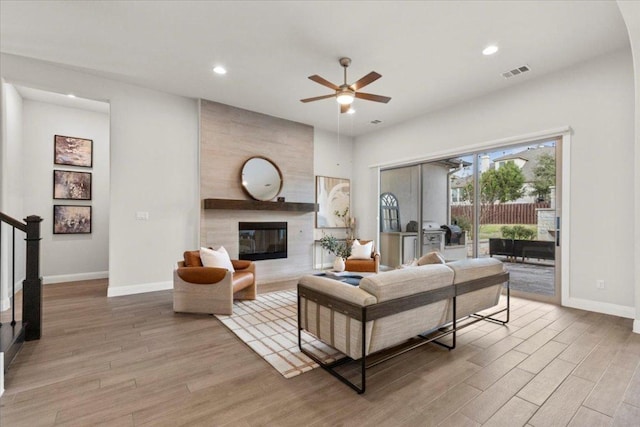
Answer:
[300,94,336,103]
[350,72,382,90]
[355,92,392,103]
[308,75,340,90]
[340,103,350,114]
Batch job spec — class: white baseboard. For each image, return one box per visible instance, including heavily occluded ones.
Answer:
[634,319,640,334]
[107,281,172,297]
[563,296,636,320]
[1,352,4,397]
[0,278,25,311]
[43,271,108,284]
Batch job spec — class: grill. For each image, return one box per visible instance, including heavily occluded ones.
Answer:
[441,224,464,246]
[422,221,445,253]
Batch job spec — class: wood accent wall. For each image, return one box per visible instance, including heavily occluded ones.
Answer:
[199,100,314,284]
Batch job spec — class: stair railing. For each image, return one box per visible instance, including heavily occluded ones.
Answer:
[0,213,43,340]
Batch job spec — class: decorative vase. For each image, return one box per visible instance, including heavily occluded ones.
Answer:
[333,257,345,272]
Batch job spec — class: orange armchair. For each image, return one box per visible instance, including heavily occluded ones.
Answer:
[344,239,380,273]
[173,250,256,315]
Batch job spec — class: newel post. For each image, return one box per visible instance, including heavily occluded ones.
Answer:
[23,215,43,341]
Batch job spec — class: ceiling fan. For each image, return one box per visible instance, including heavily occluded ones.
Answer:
[300,57,391,113]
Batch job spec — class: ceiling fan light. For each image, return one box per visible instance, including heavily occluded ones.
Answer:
[336,92,354,105]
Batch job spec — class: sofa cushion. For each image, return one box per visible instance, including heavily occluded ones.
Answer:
[299,275,378,306]
[200,246,235,272]
[446,258,504,284]
[445,258,505,321]
[184,250,203,267]
[359,264,454,302]
[417,251,445,266]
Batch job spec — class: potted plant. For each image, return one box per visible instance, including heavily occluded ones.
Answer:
[319,235,351,272]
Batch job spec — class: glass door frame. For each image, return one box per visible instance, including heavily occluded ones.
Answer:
[376,128,571,305]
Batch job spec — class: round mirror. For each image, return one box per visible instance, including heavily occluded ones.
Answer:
[241,156,283,201]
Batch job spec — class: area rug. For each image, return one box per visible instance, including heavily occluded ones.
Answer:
[215,290,344,378]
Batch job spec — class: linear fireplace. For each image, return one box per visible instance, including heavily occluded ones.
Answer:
[238,222,287,261]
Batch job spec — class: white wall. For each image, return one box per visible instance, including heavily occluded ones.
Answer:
[313,128,354,237]
[380,166,420,231]
[22,100,109,282]
[353,49,635,317]
[1,53,200,297]
[616,1,640,332]
[0,82,25,311]
[422,163,448,226]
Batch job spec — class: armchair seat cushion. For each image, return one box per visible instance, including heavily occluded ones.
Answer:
[344,259,377,273]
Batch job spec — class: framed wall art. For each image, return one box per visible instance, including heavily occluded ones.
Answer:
[54,135,93,168]
[315,176,350,228]
[53,170,92,200]
[53,205,92,234]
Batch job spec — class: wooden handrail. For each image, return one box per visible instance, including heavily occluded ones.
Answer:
[0,212,27,232]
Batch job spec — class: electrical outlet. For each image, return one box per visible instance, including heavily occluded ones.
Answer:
[136,211,149,221]
[596,279,605,289]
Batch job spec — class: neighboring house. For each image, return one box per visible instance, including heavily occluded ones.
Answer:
[451,145,555,205]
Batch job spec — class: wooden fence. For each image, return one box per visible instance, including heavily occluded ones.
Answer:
[451,202,550,225]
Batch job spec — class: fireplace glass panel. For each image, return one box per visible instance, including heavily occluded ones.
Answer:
[239,222,287,261]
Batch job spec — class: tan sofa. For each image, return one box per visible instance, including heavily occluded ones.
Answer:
[173,250,256,315]
[297,257,508,393]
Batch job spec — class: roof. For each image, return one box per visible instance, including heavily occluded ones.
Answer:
[451,146,555,188]
[494,146,555,181]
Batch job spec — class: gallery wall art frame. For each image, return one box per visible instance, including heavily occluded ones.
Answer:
[53,170,92,200]
[54,134,93,168]
[315,176,350,228]
[53,205,92,234]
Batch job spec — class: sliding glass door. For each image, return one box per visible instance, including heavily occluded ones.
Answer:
[379,137,562,302]
[477,139,560,302]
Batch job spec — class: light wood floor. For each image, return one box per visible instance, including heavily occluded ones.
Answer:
[1,279,639,426]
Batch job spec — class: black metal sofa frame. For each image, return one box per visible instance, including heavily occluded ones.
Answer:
[297,271,510,394]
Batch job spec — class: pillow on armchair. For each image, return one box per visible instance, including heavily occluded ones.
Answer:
[200,246,235,272]
[348,239,374,260]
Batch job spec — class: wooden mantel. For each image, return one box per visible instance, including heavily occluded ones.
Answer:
[204,198,317,212]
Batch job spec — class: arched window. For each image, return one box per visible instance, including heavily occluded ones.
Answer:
[380,192,401,232]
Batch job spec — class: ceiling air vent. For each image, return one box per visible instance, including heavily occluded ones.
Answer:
[371,119,382,124]
[501,65,531,79]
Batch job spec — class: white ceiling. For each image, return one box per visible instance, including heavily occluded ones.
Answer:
[0,1,630,137]
[14,85,110,114]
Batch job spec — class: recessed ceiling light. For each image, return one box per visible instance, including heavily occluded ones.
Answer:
[67,94,76,98]
[213,66,227,75]
[346,108,355,115]
[482,45,499,56]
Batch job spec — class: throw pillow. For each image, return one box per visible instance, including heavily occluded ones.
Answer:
[200,246,235,272]
[183,250,203,267]
[348,239,374,260]
[417,251,445,266]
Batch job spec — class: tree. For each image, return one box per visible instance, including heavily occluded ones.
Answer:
[463,162,525,205]
[462,162,525,223]
[529,153,555,202]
